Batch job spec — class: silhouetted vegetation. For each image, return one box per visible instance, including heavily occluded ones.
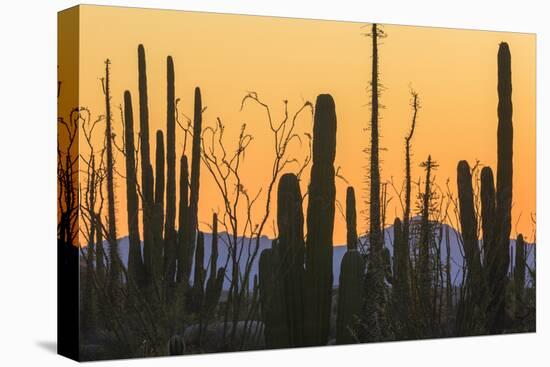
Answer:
[58,26,535,361]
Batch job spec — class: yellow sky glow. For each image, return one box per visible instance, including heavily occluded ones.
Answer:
[59,5,536,245]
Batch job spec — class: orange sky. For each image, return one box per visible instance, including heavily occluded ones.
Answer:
[60,5,536,245]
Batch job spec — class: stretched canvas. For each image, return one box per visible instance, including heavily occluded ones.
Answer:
[57,5,536,362]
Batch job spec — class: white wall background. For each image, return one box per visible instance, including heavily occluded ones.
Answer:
[0,0,546,365]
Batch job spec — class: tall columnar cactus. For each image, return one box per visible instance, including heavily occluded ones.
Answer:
[138,44,155,286]
[277,173,306,347]
[304,94,336,346]
[152,130,165,284]
[457,161,483,282]
[456,160,485,335]
[103,59,120,287]
[177,154,190,283]
[480,166,496,268]
[392,217,412,338]
[164,56,177,287]
[346,187,358,250]
[514,234,525,308]
[457,161,483,285]
[336,186,365,344]
[123,90,145,286]
[487,42,514,333]
[183,87,203,284]
[259,242,288,348]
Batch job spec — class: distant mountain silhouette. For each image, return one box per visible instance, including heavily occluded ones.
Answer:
[89,220,534,289]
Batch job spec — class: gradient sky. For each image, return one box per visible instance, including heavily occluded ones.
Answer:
[60,5,536,245]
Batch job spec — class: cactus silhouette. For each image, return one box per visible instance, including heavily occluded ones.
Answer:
[457,161,482,282]
[259,242,288,348]
[456,160,484,334]
[486,42,514,333]
[336,186,365,344]
[346,187,358,250]
[164,56,177,290]
[123,90,145,286]
[138,44,155,287]
[182,87,203,285]
[277,173,306,347]
[304,94,336,346]
[177,154,190,283]
[152,130,165,287]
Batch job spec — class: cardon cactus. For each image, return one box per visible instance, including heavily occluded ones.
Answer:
[137,45,155,286]
[184,87,203,284]
[457,161,483,286]
[456,160,485,335]
[123,90,144,286]
[152,130,165,284]
[177,154,189,283]
[336,186,365,344]
[277,173,306,347]
[346,187,358,250]
[259,242,288,348]
[304,94,337,346]
[167,335,185,355]
[164,56,177,288]
[487,42,514,333]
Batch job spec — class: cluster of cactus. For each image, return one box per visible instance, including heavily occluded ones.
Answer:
[259,173,305,348]
[123,90,145,287]
[120,45,223,314]
[259,241,287,348]
[259,94,337,348]
[304,94,337,346]
[455,42,515,334]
